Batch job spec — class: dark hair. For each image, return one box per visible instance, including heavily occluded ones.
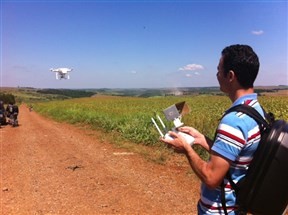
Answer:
[221,44,260,88]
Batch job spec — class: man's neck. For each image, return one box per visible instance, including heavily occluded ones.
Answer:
[228,88,255,102]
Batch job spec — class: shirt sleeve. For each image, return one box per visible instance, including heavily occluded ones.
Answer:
[211,112,248,162]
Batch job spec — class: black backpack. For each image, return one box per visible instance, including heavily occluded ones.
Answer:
[221,104,288,215]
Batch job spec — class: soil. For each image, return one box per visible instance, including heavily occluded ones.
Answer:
[1,105,200,215]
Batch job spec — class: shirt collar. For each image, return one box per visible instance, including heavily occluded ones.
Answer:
[232,93,258,107]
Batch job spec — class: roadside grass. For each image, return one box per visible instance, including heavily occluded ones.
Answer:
[33,95,288,164]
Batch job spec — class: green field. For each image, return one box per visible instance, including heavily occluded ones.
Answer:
[5,87,284,159]
[33,95,288,148]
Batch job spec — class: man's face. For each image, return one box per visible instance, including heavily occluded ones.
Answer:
[217,56,229,93]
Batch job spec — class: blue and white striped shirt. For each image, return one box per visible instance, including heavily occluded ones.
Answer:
[198,94,264,215]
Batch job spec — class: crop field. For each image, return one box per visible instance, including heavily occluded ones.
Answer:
[33,95,288,148]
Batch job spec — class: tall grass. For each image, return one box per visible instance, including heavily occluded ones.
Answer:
[34,95,288,159]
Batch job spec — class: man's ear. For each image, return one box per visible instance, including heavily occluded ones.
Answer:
[228,70,236,82]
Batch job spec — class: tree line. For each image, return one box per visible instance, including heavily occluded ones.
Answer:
[36,89,95,98]
[0,93,16,104]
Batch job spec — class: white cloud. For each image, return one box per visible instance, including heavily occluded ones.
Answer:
[130,70,137,74]
[251,30,264,35]
[178,64,204,71]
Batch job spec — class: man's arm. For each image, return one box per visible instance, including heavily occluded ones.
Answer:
[161,130,230,188]
[184,145,230,188]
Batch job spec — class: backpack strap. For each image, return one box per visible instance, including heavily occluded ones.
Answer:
[221,181,229,215]
[224,104,270,131]
[221,173,245,215]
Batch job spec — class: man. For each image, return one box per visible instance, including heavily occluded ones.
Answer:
[6,102,13,119]
[161,44,263,214]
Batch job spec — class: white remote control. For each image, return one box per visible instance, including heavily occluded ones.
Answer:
[164,131,195,146]
[151,113,195,146]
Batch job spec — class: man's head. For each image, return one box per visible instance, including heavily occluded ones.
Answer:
[219,44,260,89]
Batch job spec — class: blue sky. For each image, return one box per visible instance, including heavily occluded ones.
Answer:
[1,0,287,89]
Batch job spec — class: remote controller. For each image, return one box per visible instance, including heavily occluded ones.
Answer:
[151,102,194,146]
[164,131,195,145]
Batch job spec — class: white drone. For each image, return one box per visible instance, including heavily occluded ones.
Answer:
[50,67,73,80]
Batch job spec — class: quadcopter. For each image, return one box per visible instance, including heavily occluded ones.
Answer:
[50,67,73,80]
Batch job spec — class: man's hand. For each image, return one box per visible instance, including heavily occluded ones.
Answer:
[178,127,212,151]
[160,131,189,153]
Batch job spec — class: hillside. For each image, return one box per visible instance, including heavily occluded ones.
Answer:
[1,86,287,103]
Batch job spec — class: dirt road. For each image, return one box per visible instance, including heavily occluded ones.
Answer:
[0,105,200,214]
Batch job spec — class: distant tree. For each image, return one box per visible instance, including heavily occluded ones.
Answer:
[0,93,16,104]
[36,89,95,98]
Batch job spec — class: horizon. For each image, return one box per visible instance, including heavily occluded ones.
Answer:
[1,85,288,91]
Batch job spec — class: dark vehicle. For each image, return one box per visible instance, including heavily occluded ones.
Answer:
[6,103,19,127]
[0,109,7,126]
[0,101,6,126]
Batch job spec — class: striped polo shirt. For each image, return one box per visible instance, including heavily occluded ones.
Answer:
[198,94,264,215]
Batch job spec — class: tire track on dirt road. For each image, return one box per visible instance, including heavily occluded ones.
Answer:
[1,104,200,214]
